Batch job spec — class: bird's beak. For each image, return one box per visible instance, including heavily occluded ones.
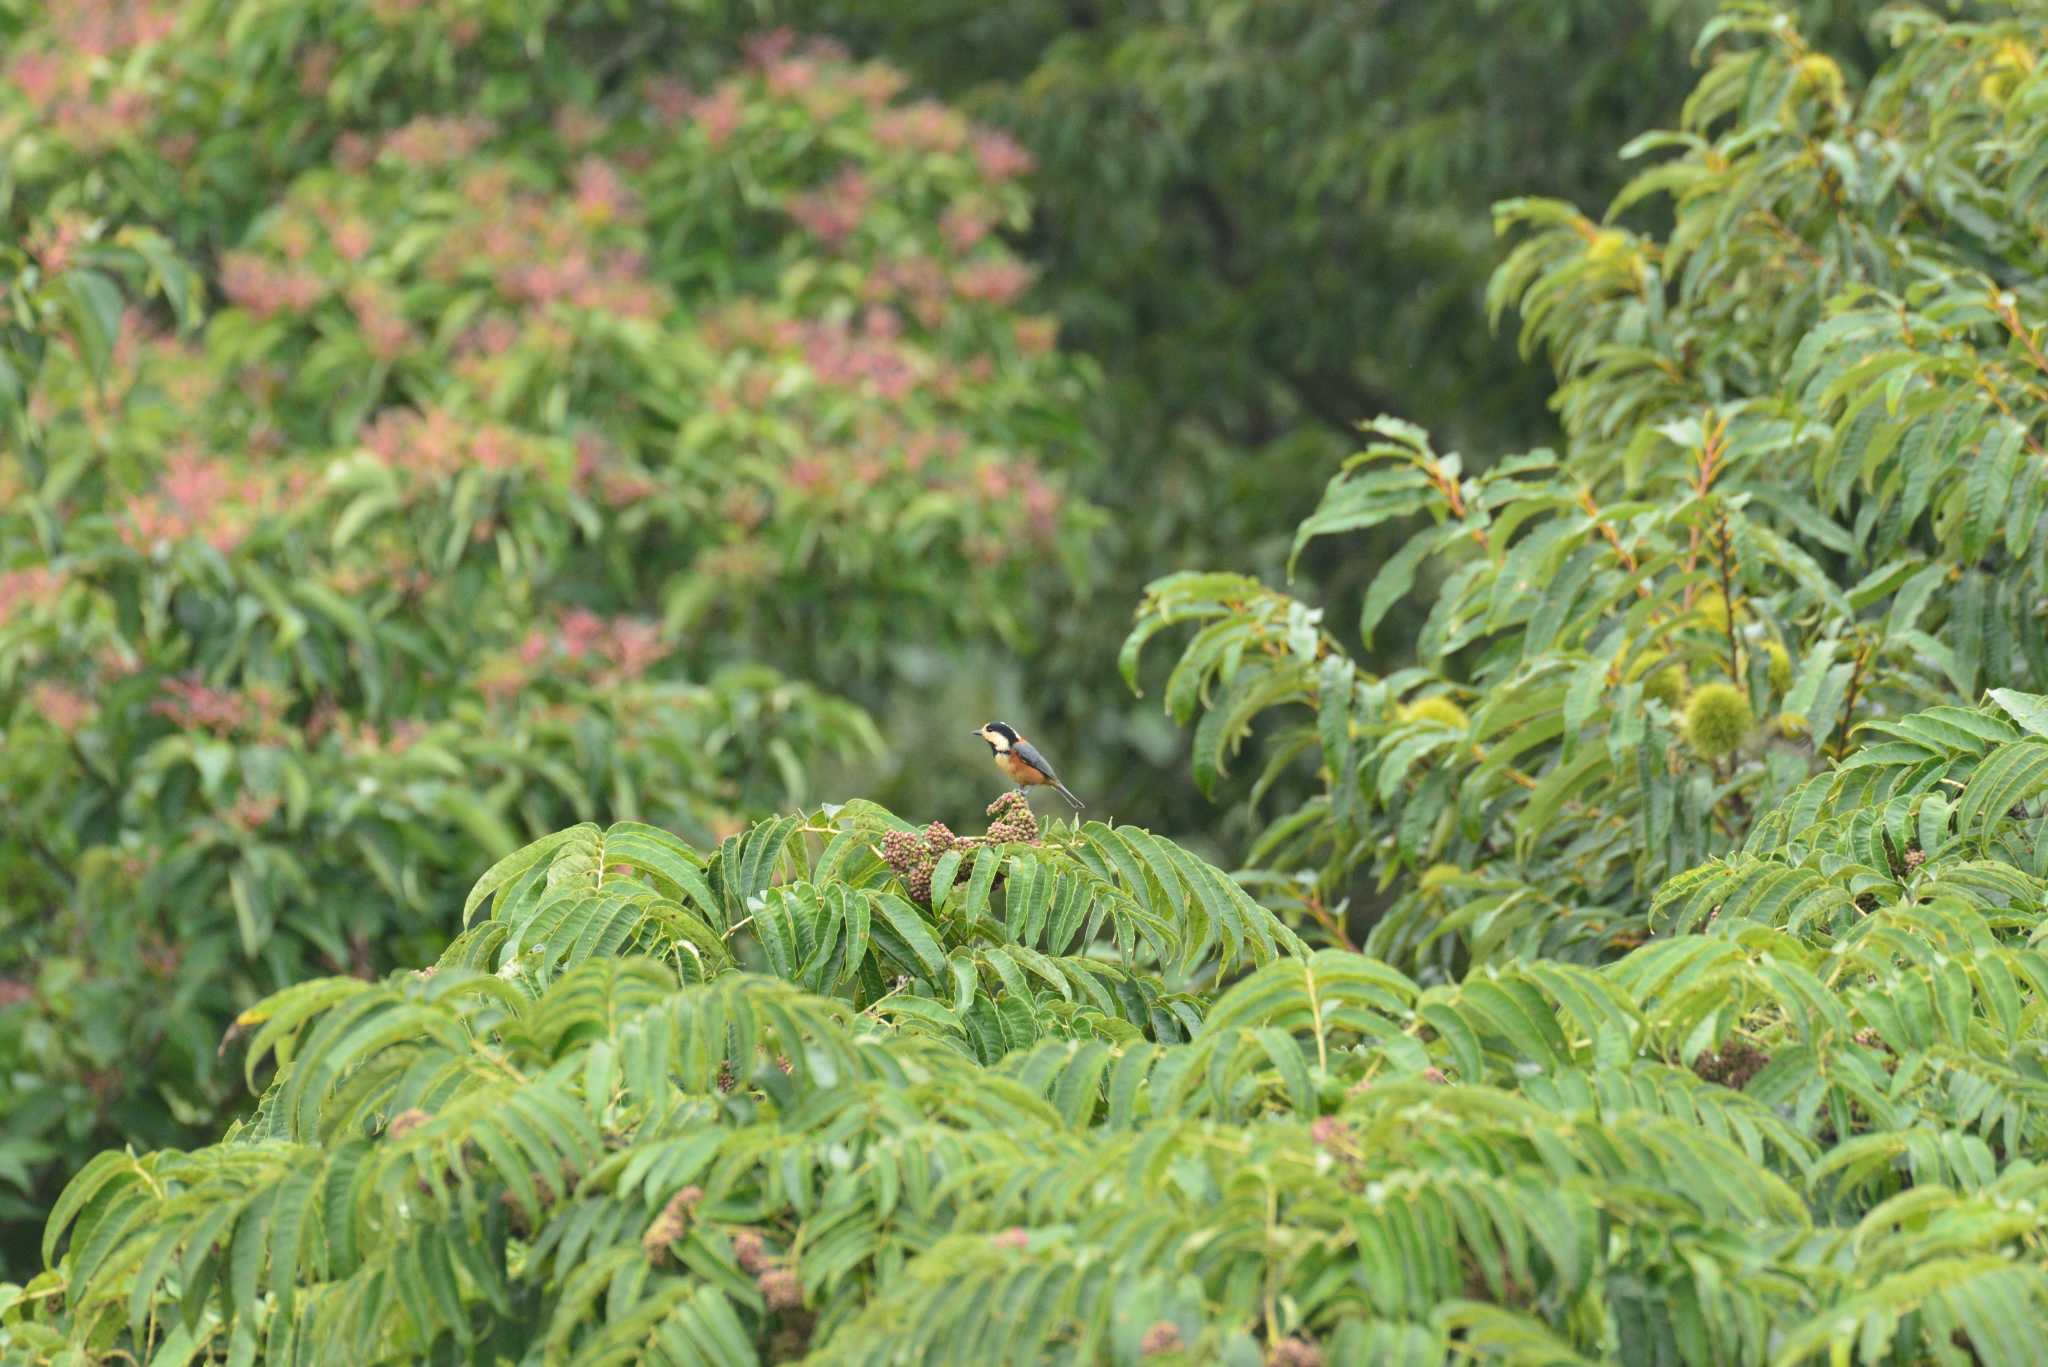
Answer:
[968,729,982,738]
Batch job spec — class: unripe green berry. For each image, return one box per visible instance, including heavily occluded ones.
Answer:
[1682,682,1753,761]
[1764,641,1791,692]
[1418,862,1461,893]
[1793,53,1844,100]
[1640,662,1687,708]
[1398,696,1469,731]
[1694,589,1732,633]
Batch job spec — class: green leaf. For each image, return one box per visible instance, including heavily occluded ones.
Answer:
[871,893,948,981]
[58,269,124,377]
[464,826,592,927]
[1988,689,2048,739]
[1359,532,1437,648]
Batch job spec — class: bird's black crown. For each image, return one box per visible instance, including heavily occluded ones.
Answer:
[981,721,1019,741]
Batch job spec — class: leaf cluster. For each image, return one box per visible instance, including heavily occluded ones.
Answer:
[0,3,1099,1260]
[1128,4,2048,981]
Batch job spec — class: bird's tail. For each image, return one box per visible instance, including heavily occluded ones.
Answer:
[1054,782,1085,810]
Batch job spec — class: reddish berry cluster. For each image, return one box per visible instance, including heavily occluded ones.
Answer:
[385,1108,430,1140]
[1308,1115,1349,1149]
[1140,1322,1184,1356]
[730,1228,805,1308]
[757,1267,803,1310]
[1692,1039,1769,1089]
[983,790,1038,842]
[878,793,1041,903]
[640,1185,703,1263]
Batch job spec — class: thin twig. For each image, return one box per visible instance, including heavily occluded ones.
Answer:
[1831,642,1872,761]
[1714,511,1743,685]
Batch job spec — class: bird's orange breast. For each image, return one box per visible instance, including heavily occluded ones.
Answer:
[997,751,1049,785]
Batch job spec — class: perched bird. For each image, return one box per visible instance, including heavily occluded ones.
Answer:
[972,721,1084,809]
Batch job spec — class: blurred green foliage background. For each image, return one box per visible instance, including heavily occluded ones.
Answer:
[0,0,1894,1275]
[12,2,2048,1361]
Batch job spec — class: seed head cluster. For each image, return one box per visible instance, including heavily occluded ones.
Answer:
[734,1228,769,1273]
[1692,1038,1769,1090]
[727,1227,805,1309]
[385,1108,430,1140]
[640,1185,703,1263]
[757,1266,804,1310]
[1140,1322,1184,1356]
[1639,660,1687,709]
[880,792,1040,902]
[1269,1338,1325,1367]
[1682,682,1753,761]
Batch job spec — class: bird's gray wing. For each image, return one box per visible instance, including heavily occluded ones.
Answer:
[1012,738,1060,782]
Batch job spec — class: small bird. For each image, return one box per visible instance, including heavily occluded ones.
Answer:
[972,721,1084,809]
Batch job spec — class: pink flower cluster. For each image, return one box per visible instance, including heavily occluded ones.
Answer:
[657,30,1023,205]
[698,300,805,353]
[119,448,266,555]
[689,82,746,147]
[326,547,431,599]
[748,35,912,122]
[547,609,669,681]
[5,1,171,147]
[940,201,997,254]
[971,129,1035,182]
[953,256,1035,306]
[425,169,665,319]
[553,105,606,151]
[482,611,670,703]
[865,255,952,328]
[346,282,417,362]
[798,315,920,400]
[873,100,967,155]
[759,415,990,509]
[572,433,660,509]
[742,27,841,70]
[359,405,541,480]
[5,0,174,99]
[971,461,1064,545]
[785,168,872,246]
[307,699,428,756]
[572,156,638,225]
[219,250,327,319]
[30,681,97,735]
[152,675,286,738]
[843,64,910,109]
[25,215,88,274]
[380,114,495,169]
[0,567,67,624]
[224,792,281,831]
[329,217,375,262]
[500,249,660,316]
[5,51,67,107]
[897,426,971,472]
[642,76,692,127]
[1012,315,1060,356]
[50,86,155,152]
[332,132,376,173]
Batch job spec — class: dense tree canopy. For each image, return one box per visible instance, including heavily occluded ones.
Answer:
[795,0,1880,834]
[0,0,1093,1263]
[8,0,2048,1364]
